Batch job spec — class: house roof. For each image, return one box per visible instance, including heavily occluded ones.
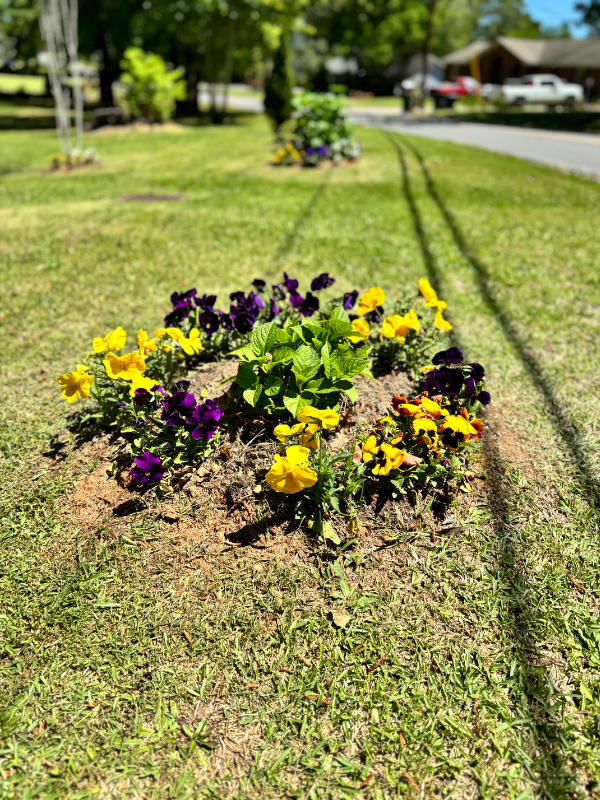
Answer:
[443,41,491,66]
[444,37,600,69]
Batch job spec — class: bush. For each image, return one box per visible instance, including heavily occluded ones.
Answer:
[287,91,361,166]
[118,46,186,122]
[264,30,293,131]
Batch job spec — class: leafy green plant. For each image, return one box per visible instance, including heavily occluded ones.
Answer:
[232,306,371,417]
[118,46,186,122]
[291,91,361,165]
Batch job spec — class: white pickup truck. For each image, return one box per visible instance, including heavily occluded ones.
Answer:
[501,74,584,106]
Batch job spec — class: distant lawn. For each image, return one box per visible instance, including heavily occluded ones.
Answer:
[1,117,600,799]
[0,72,46,95]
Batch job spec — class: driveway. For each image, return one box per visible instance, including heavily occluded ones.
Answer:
[205,91,600,179]
[350,110,600,180]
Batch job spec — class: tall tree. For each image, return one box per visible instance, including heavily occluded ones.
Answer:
[575,0,600,33]
[264,26,293,130]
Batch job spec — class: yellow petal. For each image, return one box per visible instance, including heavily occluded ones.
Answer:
[291,464,318,489]
[434,310,452,332]
[285,445,310,467]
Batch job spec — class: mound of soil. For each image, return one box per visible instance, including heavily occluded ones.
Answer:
[47,362,481,592]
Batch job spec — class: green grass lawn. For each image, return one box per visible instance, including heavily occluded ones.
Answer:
[1,116,600,799]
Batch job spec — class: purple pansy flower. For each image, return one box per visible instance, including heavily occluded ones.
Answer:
[133,383,162,408]
[271,284,286,300]
[134,417,146,428]
[282,272,299,293]
[196,294,217,311]
[230,291,246,303]
[252,279,266,293]
[343,290,358,310]
[289,291,304,310]
[477,391,491,405]
[463,377,476,397]
[300,291,319,317]
[184,399,224,441]
[421,366,464,397]
[365,308,383,324]
[432,347,464,365]
[162,390,197,426]
[269,297,279,317]
[310,273,335,291]
[470,362,485,382]
[165,288,197,324]
[130,451,165,486]
[198,310,220,337]
[176,380,190,390]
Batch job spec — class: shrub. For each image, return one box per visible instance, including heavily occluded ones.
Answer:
[264,30,293,131]
[286,91,361,166]
[118,46,186,122]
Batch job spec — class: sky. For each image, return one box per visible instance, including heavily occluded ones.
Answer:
[525,0,590,36]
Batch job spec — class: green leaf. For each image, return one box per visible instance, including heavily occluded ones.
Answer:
[327,320,356,340]
[335,380,358,403]
[329,305,350,324]
[330,356,368,380]
[292,344,321,383]
[251,322,278,356]
[236,361,259,390]
[264,375,284,397]
[276,327,293,344]
[229,344,254,360]
[243,385,262,407]
[282,391,313,417]
[321,341,331,378]
[271,346,295,364]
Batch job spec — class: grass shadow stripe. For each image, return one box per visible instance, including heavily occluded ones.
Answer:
[400,134,600,515]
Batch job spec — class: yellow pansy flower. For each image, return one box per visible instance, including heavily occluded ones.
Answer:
[362,436,380,463]
[299,429,318,450]
[265,445,318,494]
[136,329,156,354]
[434,310,452,332]
[128,374,160,397]
[103,351,146,381]
[297,406,339,430]
[404,308,420,333]
[394,402,422,417]
[438,415,476,451]
[357,287,385,316]
[419,278,439,307]
[273,422,306,443]
[56,364,93,403]
[382,315,408,342]
[179,328,202,356]
[412,417,439,447]
[371,443,405,475]
[154,327,183,340]
[420,396,447,418]
[347,318,370,343]
[92,326,126,354]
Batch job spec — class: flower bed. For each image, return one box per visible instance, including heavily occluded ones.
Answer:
[56,272,490,543]
[273,92,361,168]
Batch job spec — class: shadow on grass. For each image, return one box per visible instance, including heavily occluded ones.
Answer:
[271,168,332,271]
[400,134,599,514]
[385,134,462,352]
[388,132,581,797]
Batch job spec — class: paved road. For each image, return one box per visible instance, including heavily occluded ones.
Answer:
[202,91,600,179]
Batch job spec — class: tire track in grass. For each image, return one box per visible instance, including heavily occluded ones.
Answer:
[400,135,600,517]
[387,132,582,797]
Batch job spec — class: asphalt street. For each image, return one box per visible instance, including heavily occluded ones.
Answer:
[204,90,600,179]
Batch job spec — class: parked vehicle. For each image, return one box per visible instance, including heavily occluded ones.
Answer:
[501,74,584,106]
[431,76,480,108]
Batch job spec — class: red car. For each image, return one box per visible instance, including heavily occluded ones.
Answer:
[432,76,480,108]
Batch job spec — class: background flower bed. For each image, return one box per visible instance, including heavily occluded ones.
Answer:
[1,117,600,799]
